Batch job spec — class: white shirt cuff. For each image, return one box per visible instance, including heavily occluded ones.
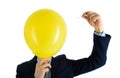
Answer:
[94,31,106,37]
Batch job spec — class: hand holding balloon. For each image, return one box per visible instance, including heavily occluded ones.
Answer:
[34,59,51,78]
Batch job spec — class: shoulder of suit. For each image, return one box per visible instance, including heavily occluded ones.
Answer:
[52,54,68,63]
[17,56,37,69]
[17,61,29,70]
[54,54,66,59]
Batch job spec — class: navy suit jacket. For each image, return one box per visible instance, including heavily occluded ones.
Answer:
[16,34,111,78]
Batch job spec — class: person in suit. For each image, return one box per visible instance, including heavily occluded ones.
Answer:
[16,11,111,78]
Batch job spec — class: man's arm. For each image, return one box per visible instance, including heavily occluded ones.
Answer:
[67,11,111,76]
[68,33,111,76]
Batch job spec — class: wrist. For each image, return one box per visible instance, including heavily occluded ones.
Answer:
[95,27,103,33]
[94,23,104,33]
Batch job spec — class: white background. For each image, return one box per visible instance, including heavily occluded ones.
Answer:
[0,0,120,78]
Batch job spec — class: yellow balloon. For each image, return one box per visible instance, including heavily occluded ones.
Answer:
[24,9,67,58]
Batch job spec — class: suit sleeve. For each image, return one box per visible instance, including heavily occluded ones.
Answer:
[68,34,111,76]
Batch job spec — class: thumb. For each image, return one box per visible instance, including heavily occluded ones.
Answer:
[82,15,89,22]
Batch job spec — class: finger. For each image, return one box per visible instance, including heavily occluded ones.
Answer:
[82,11,94,17]
[83,11,97,20]
[86,12,96,17]
[89,14,102,27]
[43,68,49,72]
[82,11,95,22]
[89,13,97,21]
[92,15,102,27]
[39,59,50,65]
[83,12,99,25]
[39,59,47,65]
[82,15,89,22]
[92,14,101,22]
[42,63,52,69]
